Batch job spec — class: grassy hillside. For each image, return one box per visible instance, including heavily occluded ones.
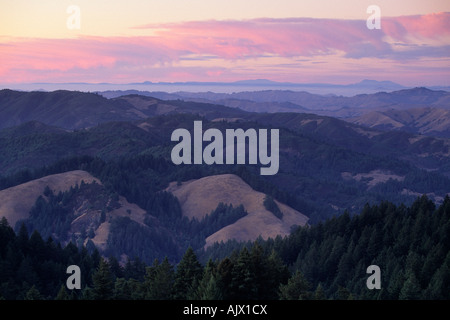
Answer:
[1,112,449,225]
[349,107,450,138]
[166,174,308,246]
[0,169,308,263]
[0,170,181,263]
[0,170,100,227]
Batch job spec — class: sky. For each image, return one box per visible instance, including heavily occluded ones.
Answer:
[1,0,450,86]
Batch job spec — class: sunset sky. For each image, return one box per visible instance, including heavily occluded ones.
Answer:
[1,0,449,86]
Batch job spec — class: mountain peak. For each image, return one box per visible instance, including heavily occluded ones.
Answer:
[354,79,405,89]
[232,79,280,85]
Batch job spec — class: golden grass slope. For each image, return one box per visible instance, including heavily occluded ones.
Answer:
[0,170,100,227]
[85,195,148,251]
[166,174,309,247]
[0,170,149,254]
[350,107,450,136]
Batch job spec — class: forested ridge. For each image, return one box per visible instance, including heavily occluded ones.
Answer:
[0,94,449,301]
[1,195,448,300]
[2,113,450,225]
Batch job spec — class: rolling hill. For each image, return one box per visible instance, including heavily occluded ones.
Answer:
[0,89,449,264]
[348,107,450,138]
[0,89,137,130]
[113,94,249,120]
[3,87,449,132]
[166,174,308,247]
[0,169,177,261]
[0,170,100,227]
[0,89,249,131]
[105,87,450,118]
[0,170,160,254]
[0,170,308,262]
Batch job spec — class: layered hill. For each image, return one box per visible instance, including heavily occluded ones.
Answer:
[113,94,249,120]
[0,170,156,251]
[0,170,177,261]
[0,89,136,130]
[110,87,450,117]
[244,112,450,177]
[2,87,449,131]
[0,89,248,130]
[0,170,308,261]
[348,107,450,138]
[1,111,449,223]
[0,89,449,263]
[0,170,99,227]
[166,174,308,246]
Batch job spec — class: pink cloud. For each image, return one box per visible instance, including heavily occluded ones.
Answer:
[383,12,450,40]
[1,13,449,84]
[142,18,365,58]
[137,13,450,59]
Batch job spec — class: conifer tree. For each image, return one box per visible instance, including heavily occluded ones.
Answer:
[28,230,46,262]
[17,256,38,286]
[114,278,142,300]
[313,284,326,300]
[173,247,203,300]
[55,284,70,300]
[266,249,290,299]
[279,270,312,300]
[144,257,175,300]
[230,247,256,299]
[80,285,94,300]
[424,252,450,300]
[25,285,43,300]
[113,278,131,300]
[190,259,222,300]
[108,256,124,280]
[216,257,234,299]
[0,217,15,257]
[399,270,421,300]
[336,286,353,300]
[200,274,223,300]
[92,258,114,300]
[16,223,29,254]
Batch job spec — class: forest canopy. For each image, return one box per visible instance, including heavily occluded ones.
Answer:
[0,194,448,300]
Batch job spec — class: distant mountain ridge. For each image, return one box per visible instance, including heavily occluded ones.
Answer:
[96,87,450,138]
[100,87,450,116]
[1,89,449,176]
[2,87,449,132]
[7,79,450,96]
[0,89,249,130]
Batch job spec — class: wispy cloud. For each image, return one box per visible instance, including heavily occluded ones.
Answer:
[1,12,449,84]
[135,13,450,60]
